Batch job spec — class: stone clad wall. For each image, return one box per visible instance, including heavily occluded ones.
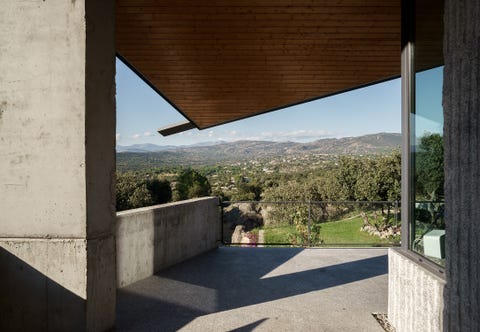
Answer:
[443,0,480,330]
[116,197,221,287]
[388,249,446,332]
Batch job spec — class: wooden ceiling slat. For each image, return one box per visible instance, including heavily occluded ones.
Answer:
[140,67,400,74]
[118,0,397,6]
[117,40,399,48]
[116,0,402,129]
[118,2,398,9]
[117,46,399,54]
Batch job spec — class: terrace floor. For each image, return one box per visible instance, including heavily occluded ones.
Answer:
[116,247,388,331]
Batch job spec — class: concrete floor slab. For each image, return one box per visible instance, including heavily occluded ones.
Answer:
[117,247,388,331]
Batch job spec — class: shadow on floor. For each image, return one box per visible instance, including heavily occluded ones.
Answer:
[117,247,387,331]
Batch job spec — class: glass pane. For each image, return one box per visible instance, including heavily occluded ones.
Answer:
[411,67,444,265]
[410,0,445,266]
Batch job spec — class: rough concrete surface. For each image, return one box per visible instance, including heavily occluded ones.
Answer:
[0,1,116,330]
[0,239,88,331]
[116,197,221,287]
[443,0,480,330]
[1,1,88,238]
[388,249,445,332]
[86,235,117,331]
[117,247,388,331]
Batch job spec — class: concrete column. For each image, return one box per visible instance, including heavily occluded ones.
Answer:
[0,1,116,331]
[443,0,480,330]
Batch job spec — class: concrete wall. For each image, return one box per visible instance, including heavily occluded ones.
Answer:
[388,249,445,332]
[0,1,116,330]
[116,197,221,287]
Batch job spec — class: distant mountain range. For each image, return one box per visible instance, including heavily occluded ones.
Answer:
[116,141,226,153]
[116,133,401,169]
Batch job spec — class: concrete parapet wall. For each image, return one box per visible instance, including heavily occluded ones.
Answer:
[388,248,445,332]
[116,197,221,287]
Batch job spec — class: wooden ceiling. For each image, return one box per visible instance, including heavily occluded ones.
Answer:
[116,0,401,130]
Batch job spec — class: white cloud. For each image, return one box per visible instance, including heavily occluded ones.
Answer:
[116,133,121,141]
[218,129,336,143]
[132,134,141,139]
[266,129,335,141]
[260,131,275,138]
[143,131,154,137]
[208,130,214,137]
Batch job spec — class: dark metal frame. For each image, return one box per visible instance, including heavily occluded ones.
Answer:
[158,121,196,136]
[400,0,445,278]
[401,0,415,251]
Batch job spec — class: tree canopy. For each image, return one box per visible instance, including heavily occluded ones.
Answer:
[415,133,444,201]
[116,172,172,211]
[173,169,211,201]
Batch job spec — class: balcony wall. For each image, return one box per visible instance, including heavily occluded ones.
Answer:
[116,197,220,287]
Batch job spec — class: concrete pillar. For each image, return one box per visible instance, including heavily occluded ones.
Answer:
[443,0,480,330]
[0,1,116,330]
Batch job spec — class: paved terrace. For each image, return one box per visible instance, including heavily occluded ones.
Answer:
[117,247,388,331]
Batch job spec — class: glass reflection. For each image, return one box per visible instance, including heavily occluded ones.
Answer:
[411,67,445,265]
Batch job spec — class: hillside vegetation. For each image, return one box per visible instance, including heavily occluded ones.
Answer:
[115,132,407,246]
[117,133,401,170]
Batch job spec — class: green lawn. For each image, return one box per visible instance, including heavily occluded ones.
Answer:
[264,224,297,244]
[263,216,399,247]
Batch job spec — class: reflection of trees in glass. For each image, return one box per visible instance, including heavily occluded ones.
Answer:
[414,133,444,228]
[416,133,444,201]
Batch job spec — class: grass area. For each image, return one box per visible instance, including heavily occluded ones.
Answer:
[320,216,396,246]
[264,224,296,244]
[263,216,399,247]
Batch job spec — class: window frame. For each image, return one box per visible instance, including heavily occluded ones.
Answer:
[400,0,445,278]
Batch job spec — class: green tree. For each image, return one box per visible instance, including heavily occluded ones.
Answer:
[327,156,362,201]
[416,133,444,200]
[354,158,380,201]
[116,172,172,211]
[288,207,322,246]
[261,180,324,225]
[146,178,172,204]
[231,175,262,201]
[128,184,153,208]
[173,169,211,201]
[116,172,138,211]
[376,151,401,202]
[354,151,401,202]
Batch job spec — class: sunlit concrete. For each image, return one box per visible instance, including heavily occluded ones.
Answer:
[117,247,387,331]
[116,197,221,287]
[0,1,116,330]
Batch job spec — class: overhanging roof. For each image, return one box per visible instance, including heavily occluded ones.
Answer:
[116,0,402,131]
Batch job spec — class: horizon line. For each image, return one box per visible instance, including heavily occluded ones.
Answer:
[116,132,401,148]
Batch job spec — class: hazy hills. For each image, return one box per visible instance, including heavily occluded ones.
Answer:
[117,133,401,169]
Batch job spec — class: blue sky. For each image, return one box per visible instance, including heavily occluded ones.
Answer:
[116,58,402,146]
[415,66,444,138]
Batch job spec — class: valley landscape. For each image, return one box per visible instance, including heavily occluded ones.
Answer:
[116,132,402,246]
